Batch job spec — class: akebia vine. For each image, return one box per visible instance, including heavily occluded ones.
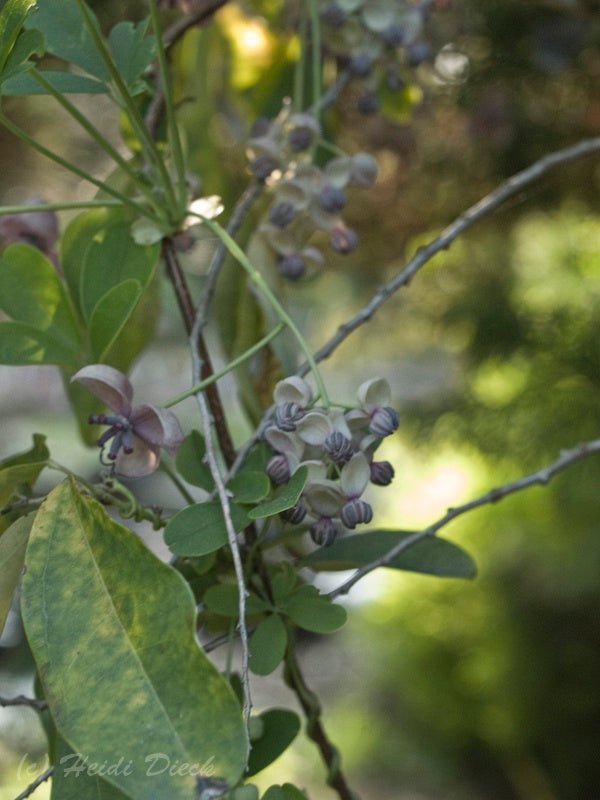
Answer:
[0,2,599,800]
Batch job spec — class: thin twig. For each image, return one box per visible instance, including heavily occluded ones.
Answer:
[329,437,600,598]
[13,767,53,800]
[303,136,600,373]
[0,695,48,711]
[194,390,252,726]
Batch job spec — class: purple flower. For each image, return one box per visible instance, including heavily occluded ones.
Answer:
[0,199,60,270]
[71,365,184,477]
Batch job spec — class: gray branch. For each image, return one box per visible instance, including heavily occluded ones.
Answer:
[302,136,600,373]
[13,767,53,800]
[329,437,600,598]
[0,695,48,711]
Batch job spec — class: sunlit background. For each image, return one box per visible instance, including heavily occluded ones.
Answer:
[1,1,600,798]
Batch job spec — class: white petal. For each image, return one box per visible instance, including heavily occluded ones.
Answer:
[273,376,313,406]
[297,459,328,481]
[303,481,344,517]
[115,438,160,477]
[330,410,352,439]
[264,427,304,459]
[296,411,332,445]
[71,364,133,416]
[341,452,371,498]
[357,377,391,411]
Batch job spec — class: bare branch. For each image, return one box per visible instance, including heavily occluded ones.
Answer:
[0,695,48,711]
[163,1,230,49]
[13,767,53,800]
[304,136,600,373]
[329,437,600,598]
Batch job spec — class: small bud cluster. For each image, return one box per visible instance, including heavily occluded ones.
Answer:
[264,376,398,546]
[246,105,378,281]
[320,0,441,114]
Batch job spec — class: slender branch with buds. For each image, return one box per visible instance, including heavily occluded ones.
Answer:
[330,438,600,598]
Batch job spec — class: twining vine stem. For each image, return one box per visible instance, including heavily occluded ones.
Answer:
[330,437,600,598]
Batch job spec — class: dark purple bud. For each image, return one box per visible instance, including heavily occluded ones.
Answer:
[380,24,405,48]
[288,126,314,152]
[369,406,400,437]
[280,499,307,525]
[370,460,395,486]
[330,225,359,254]
[324,432,354,465]
[407,42,432,67]
[348,53,373,77]
[269,201,296,228]
[341,498,373,529]
[386,70,405,92]
[266,454,291,485]
[310,516,339,547]
[277,254,306,281]
[356,92,380,115]
[250,117,272,137]
[318,184,347,214]
[275,401,305,431]
[250,154,280,181]
[321,2,347,27]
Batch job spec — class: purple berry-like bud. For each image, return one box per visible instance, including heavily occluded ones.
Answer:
[250,117,272,137]
[277,254,306,281]
[386,70,405,92]
[341,498,373,529]
[370,460,395,486]
[381,24,405,48]
[357,93,380,115]
[250,154,280,181]
[280,499,308,525]
[349,53,373,77]
[288,126,314,152]
[330,225,359,254]
[266,454,291,484]
[407,42,432,67]
[324,432,354,465]
[369,406,400,437]
[275,401,305,431]
[318,184,347,214]
[310,516,339,547]
[321,2,347,27]
[269,201,296,228]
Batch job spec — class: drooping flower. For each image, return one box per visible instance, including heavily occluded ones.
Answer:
[71,365,184,477]
[347,378,400,438]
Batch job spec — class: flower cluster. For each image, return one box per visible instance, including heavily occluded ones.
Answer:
[246,105,378,281]
[264,376,399,546]
[320,0,441,114]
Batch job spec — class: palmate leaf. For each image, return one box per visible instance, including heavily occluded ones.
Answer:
[246,709,301,778]
[0,433,49,507]
[21,480,248,800]
[2,69,106,95]
[164,501,249,557]
[304,530,478,579]
[248,467,308,520]
[248,614,288,676]
[0,516,32,634]
[0,27,44,84]
[51,738,130,800]
[0,0,37,75]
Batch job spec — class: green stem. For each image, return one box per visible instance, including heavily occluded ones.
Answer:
[308,0,322,115]
[74,0,179,215]
[149,0,187,208]
[0,200,124,215]
[197,217,330,407]
[30,69,163,215]
[163,323,285,408]
[0,112,156,220]
[294,5,308,112]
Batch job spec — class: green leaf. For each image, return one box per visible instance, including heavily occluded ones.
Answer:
[231,787,260,800]
[79,221,159,322]
[0,243,81,354]
[175,430,214,490]
[248,467,308,520]
[228,470,271,504]
[248,614,288,676]
[203,584,270,617]
[108,19,156,89]
[0,28,44,82]
[0,433,49,508]
[0,0,36,74]
[0,321,78,366]
[282,586,347,634]
[51,738,130,800]
[164,501,249,557]
[246,709,301,777]
[303,530,478,579]
[24,0,110,82]
[262,785,308,800]
[0,516,32,634]
[2,69,106,95]
[21,479,248,799]
[89,278,143,361]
